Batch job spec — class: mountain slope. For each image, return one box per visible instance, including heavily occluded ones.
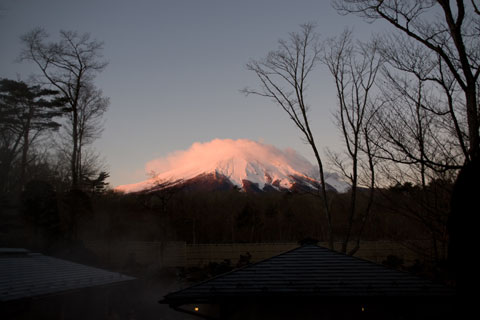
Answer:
[115,139,349,193]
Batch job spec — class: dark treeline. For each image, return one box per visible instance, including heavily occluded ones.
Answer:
[2,179,450,256]
[92,182,449,254]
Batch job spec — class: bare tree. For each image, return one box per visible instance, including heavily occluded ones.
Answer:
[19,28,108,189]
[333,0,480,162]
[368,34,469,173]
[242,24,334,248]
[323,30,381,254]
[333,1,480,281]
[66,83,109,184]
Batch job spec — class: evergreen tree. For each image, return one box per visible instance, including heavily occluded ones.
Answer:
[0,79,64,193]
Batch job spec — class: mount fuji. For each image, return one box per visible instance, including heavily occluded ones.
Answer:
[115,139,349,194]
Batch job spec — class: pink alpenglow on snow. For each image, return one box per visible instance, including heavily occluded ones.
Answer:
[115,139,348,193]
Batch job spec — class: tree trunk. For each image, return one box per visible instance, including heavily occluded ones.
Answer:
[465,86,479,160]
[311,142,334,249]
[342,148,358,254]
[71,93,80,190]
[20,119,31,190]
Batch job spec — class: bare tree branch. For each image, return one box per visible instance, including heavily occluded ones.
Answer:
[243,23,335,248]
[19,28,108,189]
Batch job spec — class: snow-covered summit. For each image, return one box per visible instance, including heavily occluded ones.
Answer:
[115,139,349,193]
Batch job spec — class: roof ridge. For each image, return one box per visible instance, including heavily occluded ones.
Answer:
[162,244,306,299]
[162,243,455,303]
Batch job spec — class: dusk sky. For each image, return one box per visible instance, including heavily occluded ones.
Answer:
[0,0,385,187]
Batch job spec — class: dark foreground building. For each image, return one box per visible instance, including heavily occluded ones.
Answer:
[0,248,135,319]
[161,244,455,320]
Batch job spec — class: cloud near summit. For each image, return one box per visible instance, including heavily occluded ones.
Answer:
[144,138,315,177]
[116,138,349,193]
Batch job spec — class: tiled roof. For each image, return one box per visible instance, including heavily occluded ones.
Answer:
[0,249,135,302]
[163,244,454,303]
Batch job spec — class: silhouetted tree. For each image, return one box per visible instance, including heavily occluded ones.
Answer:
[333,0,480,282]
[322,30,380,254]
[61,83,109,185]
[0,79,64,193]
[449,154,480,286]
[333,0,479,162]
[19,28,108,189]
[243,24,334,248]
